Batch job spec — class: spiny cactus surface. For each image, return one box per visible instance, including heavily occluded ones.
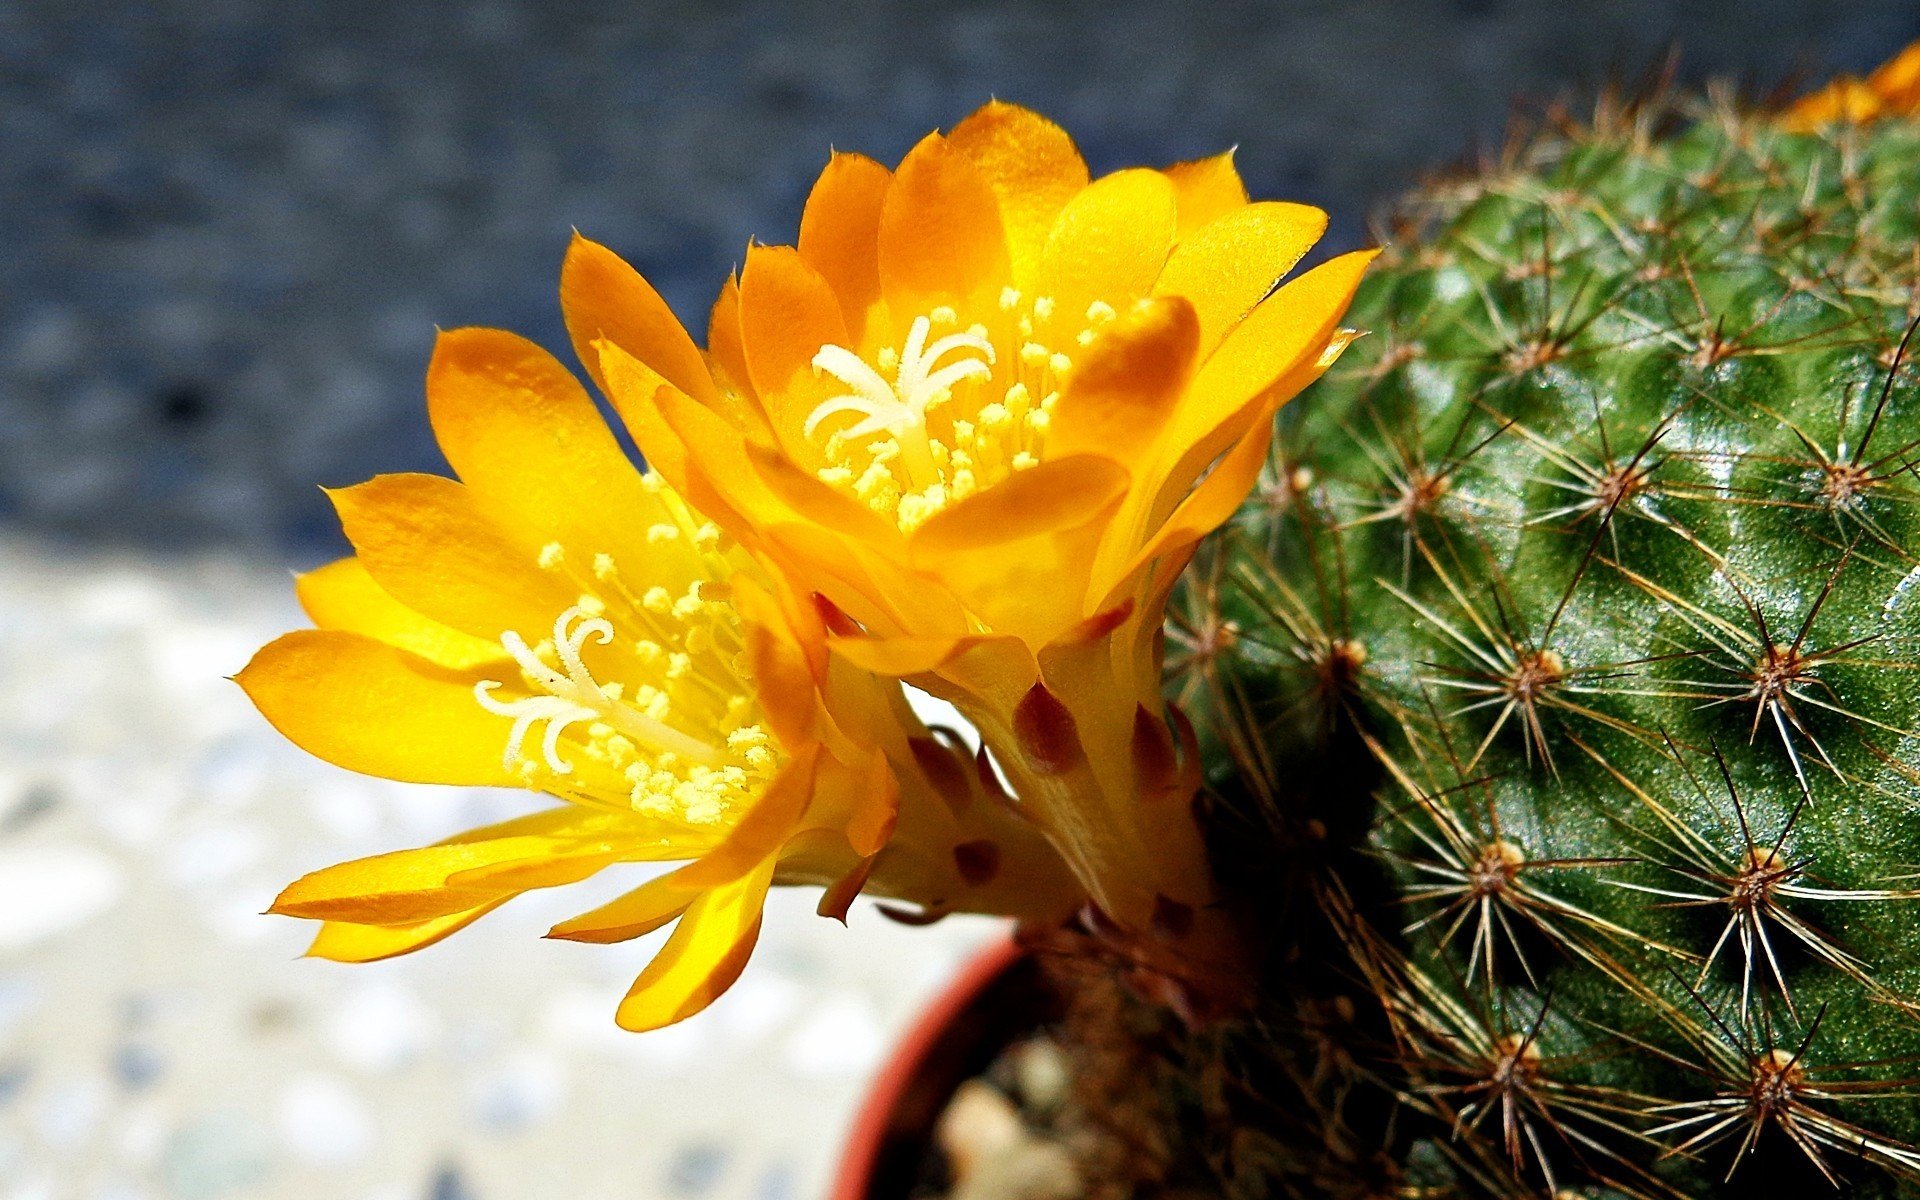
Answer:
[1176,91,1920,1199]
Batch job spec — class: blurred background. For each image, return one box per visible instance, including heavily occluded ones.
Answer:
[3,2,1917,1197]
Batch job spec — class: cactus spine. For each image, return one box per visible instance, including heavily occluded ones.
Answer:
[1172,84,1920,1199]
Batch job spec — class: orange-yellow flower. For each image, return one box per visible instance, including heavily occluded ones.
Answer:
[562,101,1373,980]
[240,327,1080,1031]
[1781,40,1920,130]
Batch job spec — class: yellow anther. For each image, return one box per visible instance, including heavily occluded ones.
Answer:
[537,542,566,570]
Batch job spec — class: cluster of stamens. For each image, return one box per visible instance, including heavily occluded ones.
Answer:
[806,290,1113,531]
[472,478,779,825]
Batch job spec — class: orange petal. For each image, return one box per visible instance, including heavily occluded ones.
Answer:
[273,837,599,924]
[1048,296,1200,464]
[735,577,822,748]
[878,132,1010,309]
[295,557,504,670]
[1161,248,1377,484]
[1162,150,1248,236]
[655,747,820,893]
[306,902,506,962]
[546,868,698,944]
[425,327,661,566]
[908,454,1129,561]
[745,439,908,551]
[328,473,573,641]
[828,634,978,678]
[238,629,518,787]
[1037,168,1177,319]
[560,232,715,402]
[613,856,776,1032]
[738,243,850,452]
[705,273,756,402]
[1100,414,1275,612]
[948,101,1088,285]
[798,152,891,338]
[1153,201,1329,352]
[910,458,1129,642]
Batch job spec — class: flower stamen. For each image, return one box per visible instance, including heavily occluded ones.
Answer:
[475,606,728,774]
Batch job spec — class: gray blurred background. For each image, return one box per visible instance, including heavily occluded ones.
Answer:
[8,0,1920,556]
[6,4,1920,1199]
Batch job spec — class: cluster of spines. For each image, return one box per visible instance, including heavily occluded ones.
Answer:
[1170,84,1920,1199]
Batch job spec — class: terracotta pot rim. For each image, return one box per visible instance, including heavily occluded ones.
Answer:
[830,933,1028,1200]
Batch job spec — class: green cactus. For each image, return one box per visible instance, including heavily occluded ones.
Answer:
[1153,85,1920,1199]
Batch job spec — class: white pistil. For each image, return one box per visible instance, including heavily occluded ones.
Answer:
[474,605,726,775]
[805,315,995,485]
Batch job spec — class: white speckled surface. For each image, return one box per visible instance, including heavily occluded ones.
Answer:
[0,538,1000,1200]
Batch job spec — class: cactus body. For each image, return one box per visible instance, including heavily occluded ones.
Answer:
[1182,96,1920,1198]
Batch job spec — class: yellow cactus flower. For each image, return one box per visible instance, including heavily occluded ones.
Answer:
[240,327,1082,1031]
[562,101,1373,983]
[1781,40,1920,130]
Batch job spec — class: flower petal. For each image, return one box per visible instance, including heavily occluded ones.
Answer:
[908,454,1129,561]
[273,805,632,924]
[328,473,574,641]
[613,856,777,1032]
[705,273,757,402]
[798,152,891,339]
[1037,168,1177,320]
[1048,296,1200,464]
[295,556,504,670]
[306,902,506,963]
[1162,150,1248,236]
[425,327,664,569]
[238,629,518,787]
[734,577,822,748]
[560,232,715,402]
[546,869,697,944]
[1158,248,1377,490]
[738,244,850,454]
[1153,201,1329,352]
[948,100,1088,285]
[878,132,1010,309]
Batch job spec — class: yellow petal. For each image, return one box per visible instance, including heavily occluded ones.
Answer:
[560,232,715,402]
[739,243,850,452]
[798,152,891,339]
[273,837,611,924]
[1100,414,1274,612]
[745,439,908,551]
[735,576,822,748]
[328,473,574,642]
[948,100,1088,285]
[295,557,504,671]
[828,634,980,678]
[705,273,757,403]
[914,451,1129,642]
[1048,296,1199,464]
[1153,201,1329,352]
[238,629,518,787]
[878,132,1010,309]
[614,856,776,1032]
[1037,168,1177,319]
[1160,249,1377,486]
[546,868,697,944]
[1869,39,1920,107]
[425,327,662,568]
[909,454,1129,561]
[306,903,505,962]
[1162,150,1248,236]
